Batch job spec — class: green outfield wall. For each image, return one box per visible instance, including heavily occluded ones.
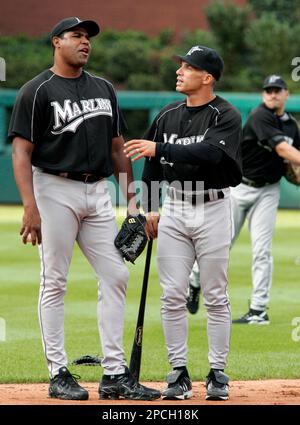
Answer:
[0,89,299,208]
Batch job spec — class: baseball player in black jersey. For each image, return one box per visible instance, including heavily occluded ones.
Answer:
[124,46,242,401]
[231,75,300,325]
[9,17,160,401]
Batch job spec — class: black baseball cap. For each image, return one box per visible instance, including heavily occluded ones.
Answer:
[50,17,100,39]
[263,75,287,90]
[175,45,224,81]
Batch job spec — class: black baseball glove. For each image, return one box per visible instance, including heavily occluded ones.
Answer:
[284,161,300,186]
[114,214,147,264]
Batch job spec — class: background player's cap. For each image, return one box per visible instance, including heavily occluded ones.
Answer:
[175,45,224,81]
[50,17,100,39]
[263,75,287,90]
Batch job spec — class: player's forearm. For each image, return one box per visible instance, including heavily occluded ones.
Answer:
[275,142,300,165]
[12,141,37,209]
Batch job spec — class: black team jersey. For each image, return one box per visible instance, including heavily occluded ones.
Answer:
[8,70,121,176]
[241,103,300,184]
[142,95,242,196]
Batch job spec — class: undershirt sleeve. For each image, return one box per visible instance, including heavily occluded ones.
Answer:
[155,141,224,165]
[250,109,286,150]
[109,85,122,137]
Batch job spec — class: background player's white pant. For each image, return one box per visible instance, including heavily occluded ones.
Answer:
[33,169,129,378]
[157,189,232,370]
[230,182,280,311]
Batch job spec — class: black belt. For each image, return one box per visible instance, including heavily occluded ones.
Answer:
[42,169,103,183]
[242,177,272,188]
[167,187,224,205]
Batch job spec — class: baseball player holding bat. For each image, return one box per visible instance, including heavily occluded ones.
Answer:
[124,45,242,400]
[9,17,160,401]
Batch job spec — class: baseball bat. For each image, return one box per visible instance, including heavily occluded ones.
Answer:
[129,238,153,382]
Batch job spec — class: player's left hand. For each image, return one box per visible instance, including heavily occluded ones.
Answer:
[145,211,160,239]
[21,204,42,246]
[124,139,156,161]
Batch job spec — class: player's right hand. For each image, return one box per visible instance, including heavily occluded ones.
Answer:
[20,204,42,246]
[145,211,160,239]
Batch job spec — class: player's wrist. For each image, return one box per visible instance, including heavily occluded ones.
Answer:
[23,201,38,211]
[127,205,140,216]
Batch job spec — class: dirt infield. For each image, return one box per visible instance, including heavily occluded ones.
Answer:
[1,380,300,405]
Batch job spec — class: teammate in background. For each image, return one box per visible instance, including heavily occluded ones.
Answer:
[9,17,160,401]
[124,45,242,400]
[231,75,300,324]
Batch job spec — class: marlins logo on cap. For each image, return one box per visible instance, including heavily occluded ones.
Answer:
[175,45,224,81]
[263,75,287,90]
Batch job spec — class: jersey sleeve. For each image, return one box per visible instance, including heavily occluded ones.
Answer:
[8,81,44,143]
[290,117,300,150]
[249,108,286,150]
[201,106,242,163]
[294,128,300,150]
[108,84,122,138]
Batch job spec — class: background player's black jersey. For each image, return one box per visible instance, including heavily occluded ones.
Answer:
[143,95,242,191]
[242,103,300,183]
[8,69,121,176]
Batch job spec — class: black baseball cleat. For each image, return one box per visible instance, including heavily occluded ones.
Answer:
[99,367,161,401]
[49,367,89,400]
[162,368,193,400]
[232,309,270,324]
[186,285,201,314]
[206,369,229,401]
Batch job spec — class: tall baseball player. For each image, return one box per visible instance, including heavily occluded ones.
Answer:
[232,75,300,324]
[124,45,242,400]
[9,17,160,401]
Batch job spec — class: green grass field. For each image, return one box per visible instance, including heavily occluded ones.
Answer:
[0,206,300,384]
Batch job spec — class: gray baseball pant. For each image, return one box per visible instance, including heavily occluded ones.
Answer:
[33,168,129,378]
[230,182,280,311]
[157,188,232,370]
